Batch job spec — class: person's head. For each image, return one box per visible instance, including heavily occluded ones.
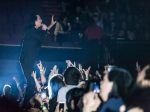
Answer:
[35,15,42,28]
[51,75,65,98]
[29,96,40,108]
[3,84,12,98]
[100,67,133,102]
[64,67,81,85]
[48,75,65,99]
[66,88,85,112]
[104,65,117,74]
[28,14,42,28]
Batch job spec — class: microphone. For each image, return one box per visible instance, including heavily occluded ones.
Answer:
[41,24,50,34]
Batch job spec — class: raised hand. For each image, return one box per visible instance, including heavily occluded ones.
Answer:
[37,61,47,84]
[96,70,102,79]
[47,15,56,30]
[136,65,150,88]
[136,61,141,73]
[31,71,42,92]
[66,60,74,68]
[83,66,91,80]
[13,76,19,85]
[37,61,46,75]
[13,76,17,82]
[42,67,46,75]
[50,65,58,76]
[40,67,46,76]
[78,63,84,79]
[78,63,83,72]
[31,71,37,79]
[73,61,76,67]
[37,60,43,71]
[51,15,56,26]
[13,76,24,107]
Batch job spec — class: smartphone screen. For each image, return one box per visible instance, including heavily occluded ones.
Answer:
[89,82,100,93]
[93,83,100,93]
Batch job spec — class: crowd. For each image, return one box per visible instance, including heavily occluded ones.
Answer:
[51,0,150,43]
[0,60,150,112]
[0,0,150,112]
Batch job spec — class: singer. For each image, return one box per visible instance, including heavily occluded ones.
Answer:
[20,14,56,104]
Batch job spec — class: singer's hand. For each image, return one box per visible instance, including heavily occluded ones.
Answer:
[51,15,56,26]
[42,24,48,31]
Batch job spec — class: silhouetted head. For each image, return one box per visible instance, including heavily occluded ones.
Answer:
[64,67,81,85]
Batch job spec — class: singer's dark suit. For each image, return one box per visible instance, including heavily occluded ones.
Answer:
[20,27,45,102]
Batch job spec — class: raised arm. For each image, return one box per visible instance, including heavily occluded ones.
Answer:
[136,61,141,73]
[47,15,56,30]
[37,61,47,85]
[66,60,75,68]
[31,71,42,92]
[136,65,150,88]
[48,65,58,79]
[83,66,91,80]
[13,76,24,106]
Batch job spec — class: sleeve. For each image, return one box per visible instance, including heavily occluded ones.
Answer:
[57,88,65,103]
[57,89,61,103]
